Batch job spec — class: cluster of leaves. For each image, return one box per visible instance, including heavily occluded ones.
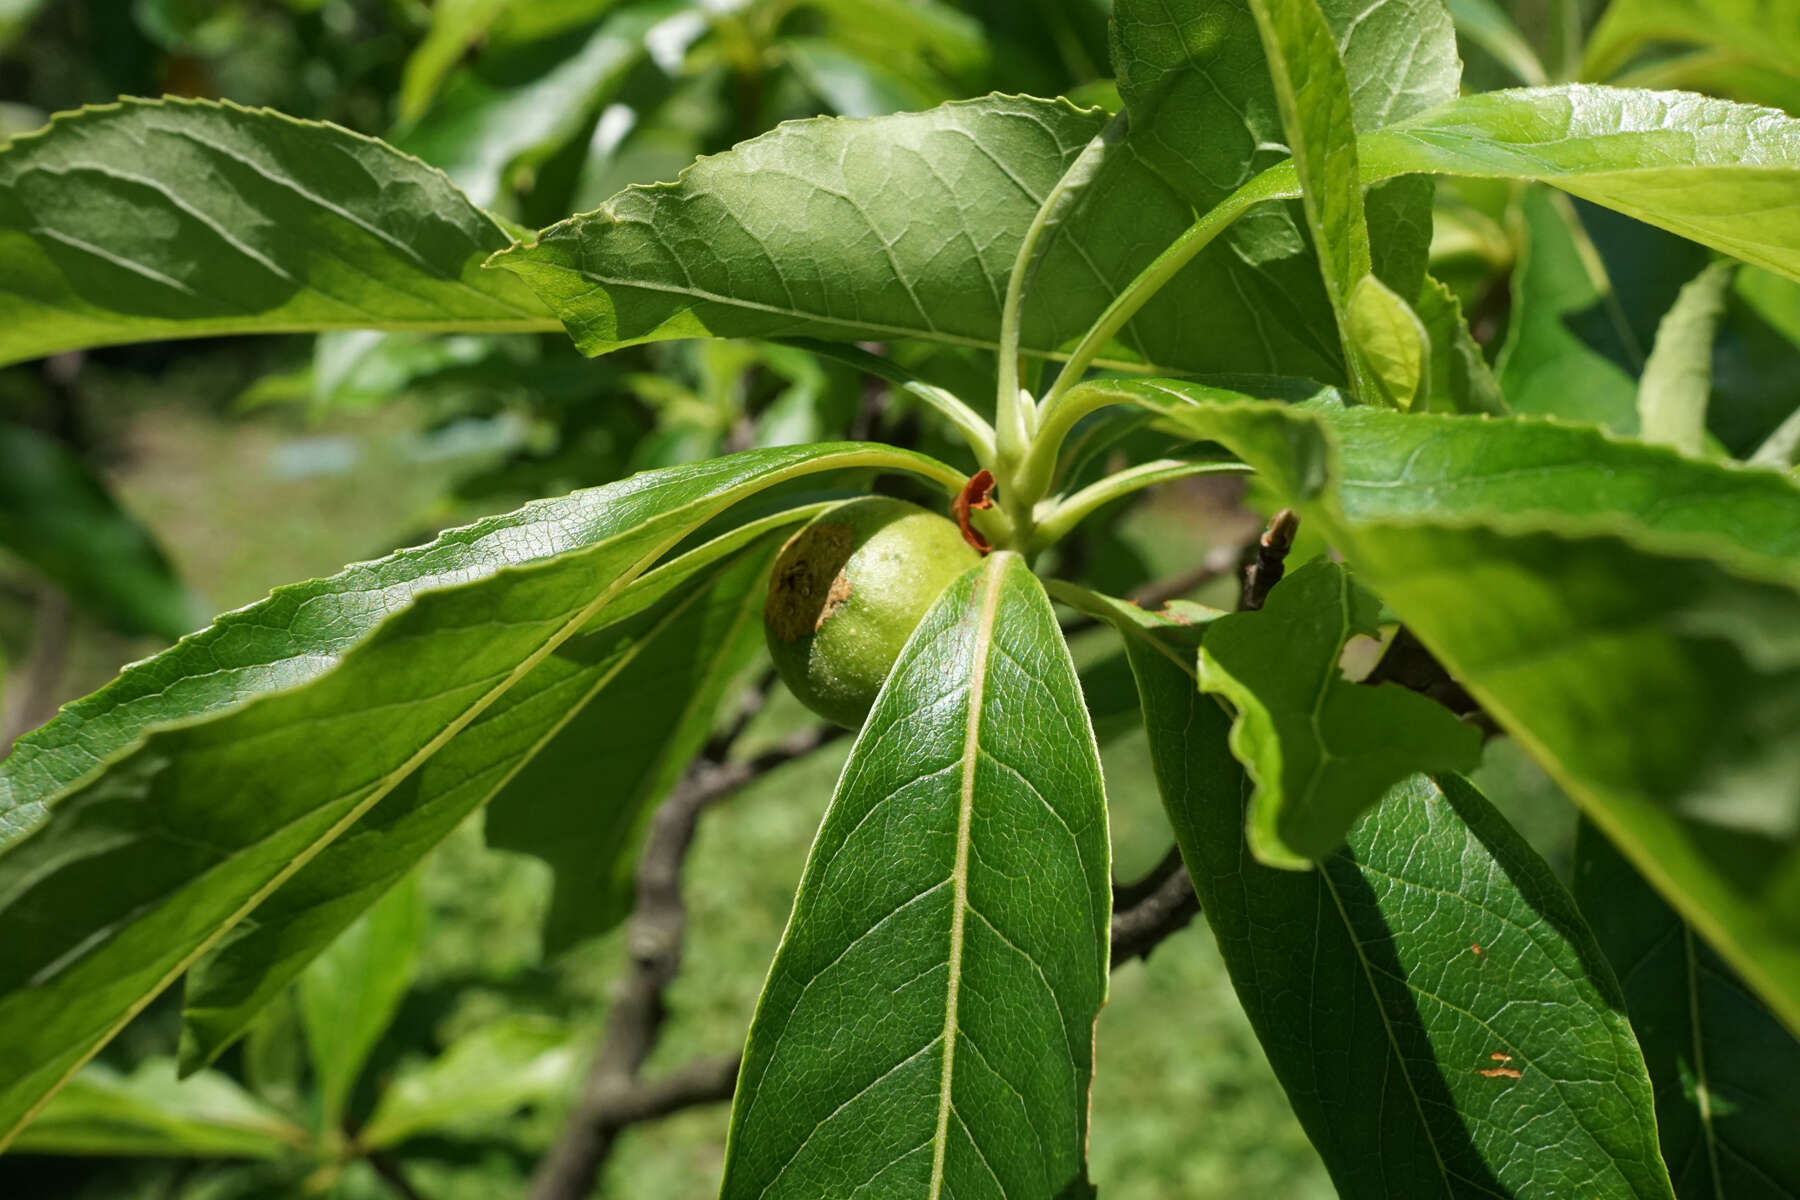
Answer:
[4,0,1800,1196]
[8,874,586,1198]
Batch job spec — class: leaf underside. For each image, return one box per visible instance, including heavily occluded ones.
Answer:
[0,97,557,367]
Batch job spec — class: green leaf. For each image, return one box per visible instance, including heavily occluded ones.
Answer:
[1244,0,1375,393]
[1093,379,1800,1032]
[395,4,674,209]
[1639,260,1736,456]
[1496,188,1641,429]
[0,97,557,367]
[495,97,1087,351]
[1121,614,1673,1198]
[357,1015,580,1150]
[483,528,776,952]
[296,872,425,1132]
[502,0,1461,385]
[0,442,960,1146]
[720,553,1110,1199]
[1347,273,1430,409]
[1200,559,1481,867]
[395,0,518,127]
[497,96,1237,371]
[1584,0,1800,94]
[1104,0,1459,381]
[1448,0,1548,85]
[179,520,803,1073]
[10,1060,306,1159]
[0,422,193,639]
[1348,87,1800,285]
[1575,821,1800,1199]
[1415,273,1506,415]
[169,510,842,1074]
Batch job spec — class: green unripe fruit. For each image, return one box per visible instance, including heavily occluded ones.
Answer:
[764,497,981,729]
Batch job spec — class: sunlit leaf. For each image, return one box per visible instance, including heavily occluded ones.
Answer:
[1093,379,1800,1032]
[720,554,1110,1199]
[0,443,961,1145]
[1124,606,1671,1195]
[1200,560,1481,866]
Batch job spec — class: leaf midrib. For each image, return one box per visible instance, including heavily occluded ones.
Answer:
[0,524,683,1149]
[524,260,1178,375]
[182,557,737,1071]
[2,450,948,1147]
[927,554,1005,1199]
[1315,862,1459,1198]
[1686,925,1726,1200]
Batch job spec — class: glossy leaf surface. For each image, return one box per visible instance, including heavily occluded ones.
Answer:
[496,97,1129,360]
[483,530,776,951]
[0,443,959,1145]
[1575,822,1800,1199]
[1351,87,1800,284]
[1200,560,1480,866]
[1119,619,1672,1198]
[720,553,1110,1199]
[0,98,557,366]
[506,0,1461,383]
[1103,0,1457,380]
[177,512,812,1071]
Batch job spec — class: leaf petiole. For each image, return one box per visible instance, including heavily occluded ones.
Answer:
[1030,458,1253,555]
[778,339,998,469]
[994,111,1131,539]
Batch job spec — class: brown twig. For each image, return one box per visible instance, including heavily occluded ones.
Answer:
[1132,544,1243,610]
[1240,508,1300,611]
[1111,847,1200,967]
[529,719,845,1200]
[1364,627,1499,736]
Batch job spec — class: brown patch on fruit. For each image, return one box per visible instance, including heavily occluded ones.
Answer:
[816,572,853,632]
[766,523,856,643]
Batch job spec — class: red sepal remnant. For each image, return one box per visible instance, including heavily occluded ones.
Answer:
[953,469,996,554]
